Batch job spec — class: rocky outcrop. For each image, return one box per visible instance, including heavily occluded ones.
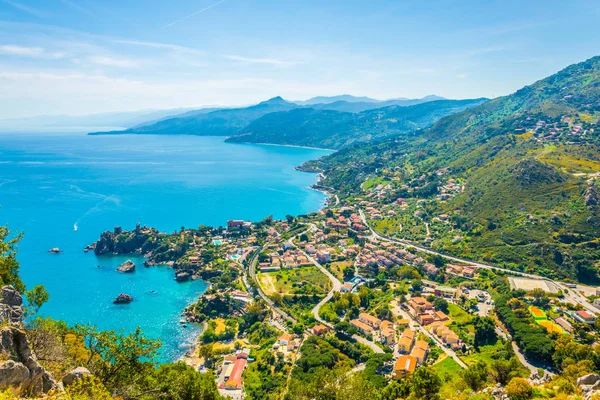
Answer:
[93,224,155,256]
[113,293,133,304]
[482,383,508,400]
[584,184,599,206]
[117,260,136,273]
[175,272,190,282]
[62,367,91,386]
[0,285,58,395]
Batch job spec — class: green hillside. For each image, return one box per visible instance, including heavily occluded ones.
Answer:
[304,56,600,281]
[226,99,486,149]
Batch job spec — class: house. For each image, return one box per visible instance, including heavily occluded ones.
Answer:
[398,329,416,353]
[396,319,410,328]
[434,311,449,322]
[418,313,435,326]
[359,313,382,328]
[277,334,295,351]
[316,250,331,263]
[409,297,433,314]
[411,341,429,364]
[394,355,417,379]
[351,319,374,336]
[423,263,439,277]
[341,282,353,293]
[283,242,294,251]
[380,321,396,346]
[312,325,328,336]
[574,310,597,324]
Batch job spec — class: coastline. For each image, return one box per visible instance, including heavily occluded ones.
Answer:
[181,321,208,369]
[238,141,336,152]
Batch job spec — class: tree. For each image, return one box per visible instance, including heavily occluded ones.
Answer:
[411,366,441,400]
[461,361,488,391]
[433,297,448,313]
[74,325,161,394]
[473,316,497,348]
[411,279,423,291]
[286,215,295,224]
[505,377,533,400]
[25,284,49,315]
[137,362,224,400]
[300,233,309,242]
[0,226,24,292]
[489,358,521,385]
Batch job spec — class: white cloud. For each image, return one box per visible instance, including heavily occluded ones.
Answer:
[89,56,138,68]
[0,44,66,59]
[2,0,44,18]
[113,39,203,55]
[456,73,468,79]
[224,55,299,66]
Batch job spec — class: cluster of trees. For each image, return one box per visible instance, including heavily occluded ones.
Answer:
[28,318,224,399]
[494,292,555,366]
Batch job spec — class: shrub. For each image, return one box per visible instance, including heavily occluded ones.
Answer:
[505,377,533,400]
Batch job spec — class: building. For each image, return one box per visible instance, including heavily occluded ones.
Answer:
[394,355,417,379]
[411,340,429,364]
[316,250,331,263]
[341,282,353,293]
[380,321,396,346]
[351,319,374,336]
[409,297,433,314]
[277,334,295,351]
[225,353,248,390]
[554,317,573,333]
[312,325,328,336]
[359,313,382,328]
[418,313,435,326]
[398,329,416,354]
[574,310,597,324]
[434,286,458,299]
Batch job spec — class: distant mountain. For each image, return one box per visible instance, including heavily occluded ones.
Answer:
[309,96,450,113]
[90,97,296,136]
[295,95,381,105]
[0,108,197,133]
[225,98,486,149]
[305,55,600,281]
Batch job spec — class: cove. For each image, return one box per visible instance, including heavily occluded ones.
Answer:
[0,133,331,362]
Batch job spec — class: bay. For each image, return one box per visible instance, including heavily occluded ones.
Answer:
[0,133,331,362]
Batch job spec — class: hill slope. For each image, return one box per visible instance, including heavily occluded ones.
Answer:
[226,99,486,149]
[305,56,600,281]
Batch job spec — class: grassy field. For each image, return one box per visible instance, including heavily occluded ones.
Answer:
[462,341,505,366]
[447,304,473,324]
[328,260,353,281]
[258,266,331,296]
[432,356,465,399]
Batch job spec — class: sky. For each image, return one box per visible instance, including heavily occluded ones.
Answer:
[0,0,599,118]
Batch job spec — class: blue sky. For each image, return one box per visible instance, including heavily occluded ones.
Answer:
[0,0,598,118]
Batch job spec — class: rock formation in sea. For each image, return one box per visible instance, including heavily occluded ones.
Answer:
[117,260,136,273]
[0,285,58,395]
[113,293,133,304]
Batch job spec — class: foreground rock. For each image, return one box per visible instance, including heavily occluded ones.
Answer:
[113,293,133,304]
[117,260,136,273]
[0,285,58,395]
[62,367,91,386]
[175,272,190,282]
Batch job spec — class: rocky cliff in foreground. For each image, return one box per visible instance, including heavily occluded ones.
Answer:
[0,286,58,396]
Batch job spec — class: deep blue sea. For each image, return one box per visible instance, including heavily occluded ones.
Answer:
[0,133,330,362]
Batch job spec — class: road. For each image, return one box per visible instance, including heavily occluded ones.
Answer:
[358,209,569,375]
[389,300,467,369]
[358,209,600,314]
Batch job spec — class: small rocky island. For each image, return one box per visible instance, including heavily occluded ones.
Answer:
[113,293,133,304]
[117,260,135,273]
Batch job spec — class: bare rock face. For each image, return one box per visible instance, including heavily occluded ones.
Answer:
[0,285,58,395]
[578,373,600,387]
[117,260,136,273]
[62,367,91,386]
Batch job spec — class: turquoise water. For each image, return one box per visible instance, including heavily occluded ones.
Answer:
[0,133,330,362]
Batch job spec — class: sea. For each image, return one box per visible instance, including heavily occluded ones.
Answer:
[0,132,331,362]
